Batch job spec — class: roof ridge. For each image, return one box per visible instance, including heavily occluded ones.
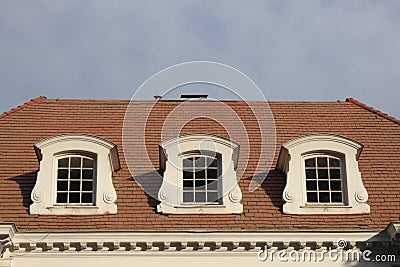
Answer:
[346,98,400,126]
[0,96,47,120]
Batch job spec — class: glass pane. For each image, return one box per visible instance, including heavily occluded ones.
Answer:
[70,157,81,168]
[83,158,94,168]
[195,179,206,188]
[195,170,205,179]
[81,193,93,203]
[195,192,206,202]
[183,170,193,179]
[331,192,343,203]
[195,157,205,168]
[207,157,217,167]
[330,181,341,190]
[69,193,80,203]
[183,180,193,189]
[305,158,315,168]
[307,192,318,202]
[317,157,327,167]
[183,158,193,168]
[57,181,68,191]
[306,169,316,179]
[57,193,68,203]
[58,169,68,179]
[70,169,81,179]
[329,158,340,167]
[318,169,328,179]
[82,181,93,191]
[319,192,330,203]
[207,169,218,179]
[82,170,93,179]
[183,192,194,202]
[69,181,80,191]
[58,158,69,167]
[207,192,219,202]
[207,180,218,190]
[318,181,329,191]
[330,169,341,179]
[306,181,317,190]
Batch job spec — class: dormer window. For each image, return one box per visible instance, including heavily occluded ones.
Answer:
[277,133,370,215]
[30,134,120,215]
[157,134,243,214]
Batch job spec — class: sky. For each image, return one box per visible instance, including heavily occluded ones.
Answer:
[0,0,399,118]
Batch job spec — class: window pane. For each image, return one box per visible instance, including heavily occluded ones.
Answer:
[57,181,68,191]
[183,180,193,189]
[82,181,93,191]
[306,169,316,179]
[183,192,194,202]
[305,158,315,167]
[183,158,193,168]
[57,193,68,203]
[307,192,318,202]
[207,169,218,179]
[319,192,330,203]
[69,193,80,203]
[195,192,206,202]
[306,181,317,190]
[317,157,327,167]
[70,157,81,168]
[70,169,81,179]
[195,170,205,179]
[195,157,205,168]
[318,169,328,179]
[330,169,341,179]
[331,192,343,203]
[82,170,93,179]
[207,157,217,167]
[330,181,341,190]
[69,181,80,191]
[58,158,69,167]
[207,180,218,190]
[183,170,193,179]
[83,158,94,168]
[81,193,93,203]
[195,179,206,188]
[329,158,340,167]
[318,181,329,191]
[207,192,219,202]
[58,169,68,179]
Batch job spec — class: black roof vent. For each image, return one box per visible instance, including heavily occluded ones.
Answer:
[180,94,208,99]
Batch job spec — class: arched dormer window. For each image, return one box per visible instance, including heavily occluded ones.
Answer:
[277,133,370,214]
[31,134,120,215]
[157,134,243,214]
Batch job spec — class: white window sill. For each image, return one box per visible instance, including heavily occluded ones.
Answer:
[45,205,101,215]
[157,203,243,214]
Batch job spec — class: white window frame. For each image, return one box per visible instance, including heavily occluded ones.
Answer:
[30,134,120,215]
[277,133,370,215]
[157,134,243,214]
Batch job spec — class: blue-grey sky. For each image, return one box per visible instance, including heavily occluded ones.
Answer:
[1,1,399,118]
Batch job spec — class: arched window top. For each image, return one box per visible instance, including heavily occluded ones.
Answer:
[34,133,120,171]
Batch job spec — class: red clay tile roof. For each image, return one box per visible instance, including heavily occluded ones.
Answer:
[0,96,47,120]
[0,97,399,232]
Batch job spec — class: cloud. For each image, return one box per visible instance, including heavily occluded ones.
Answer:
[0,0,399,118]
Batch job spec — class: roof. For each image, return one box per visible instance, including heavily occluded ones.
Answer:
[0,97,399,232]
